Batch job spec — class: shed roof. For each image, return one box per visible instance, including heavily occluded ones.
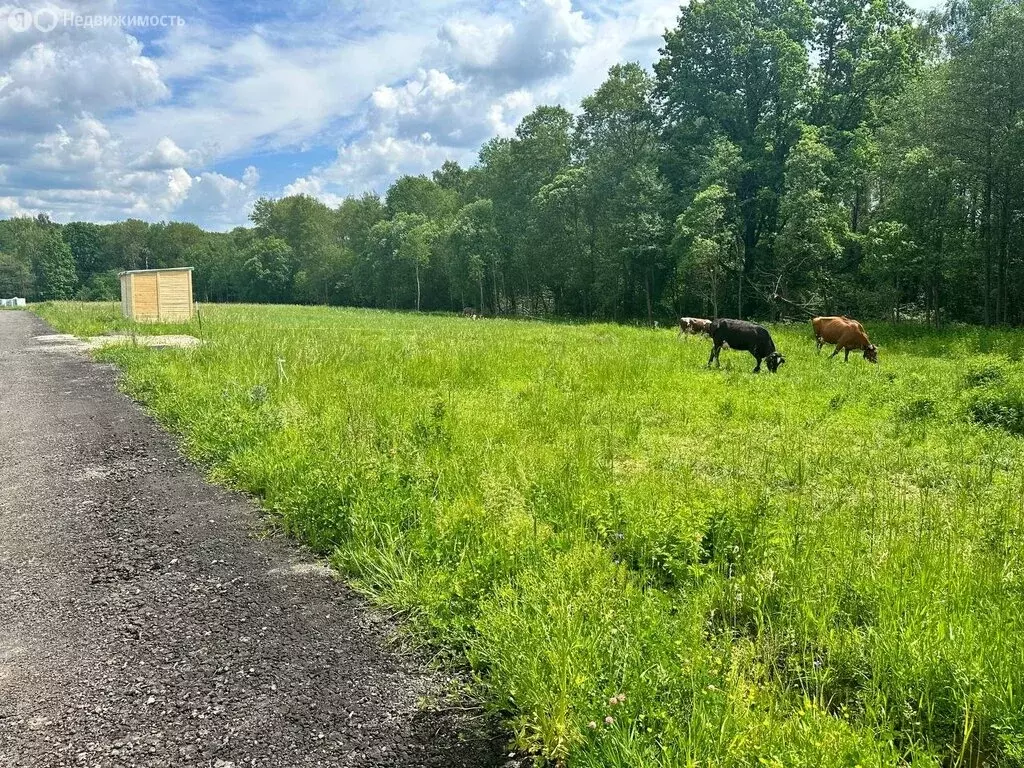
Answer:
[118,267,194,276]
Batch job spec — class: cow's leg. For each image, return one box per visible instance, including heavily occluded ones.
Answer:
[830,345,841,359]
[707,343,723,368]
[752,354,762,373]
[816,337,824,353]
[844,348,851,362]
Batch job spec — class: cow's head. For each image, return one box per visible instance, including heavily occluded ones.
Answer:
[766,351,785,373]
[864,344,879,364]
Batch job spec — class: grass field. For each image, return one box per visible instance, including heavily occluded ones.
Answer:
[35,301,1024,767]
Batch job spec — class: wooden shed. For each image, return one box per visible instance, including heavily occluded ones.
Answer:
[119,267,194,322]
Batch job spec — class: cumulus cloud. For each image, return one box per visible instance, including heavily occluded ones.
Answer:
[172,170,259,228]
[0,6,168,136]
[282,175,345,207]
[368,68,532,149]
[1,112,257,227]
[31,115,118,173]
[286,0,655,206]
[0,0,680,226]
[439,0,590,88]
[0,196,38,217]
[322,134,466,194]
[109,27,434,162]
[131,137,204,170]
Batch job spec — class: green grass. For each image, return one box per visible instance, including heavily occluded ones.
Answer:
[35,302,1024,767]
[32,300,205,338]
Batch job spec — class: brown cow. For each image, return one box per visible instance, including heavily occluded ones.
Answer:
[812,316,878,363]
[678,317,713,337]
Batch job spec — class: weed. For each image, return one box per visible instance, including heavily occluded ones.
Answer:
[35,302,1024,768]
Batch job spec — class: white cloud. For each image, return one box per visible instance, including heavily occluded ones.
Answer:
[131,137,203,170]
[3,113,257,228]
[368,68,526,148]
[0,0,682,227]
[162,167,193,209]
[0,6,168,135]
[323,134,466,194]
[109,27,434,161]
[285,0,669,206]
[439,0,591,87]
[31,115,118,173]
[172,170,258,228]
[487,89,535,136]
[282,175,344,207]
[0,196,37,217]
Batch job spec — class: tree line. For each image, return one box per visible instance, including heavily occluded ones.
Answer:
[2,0,1022,325]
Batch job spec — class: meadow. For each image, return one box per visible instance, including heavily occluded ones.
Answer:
[35,301,1024,767]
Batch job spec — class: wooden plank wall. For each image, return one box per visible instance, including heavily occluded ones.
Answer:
[157,271,193,322]
[120,273,132,318]
[133,273,159,320]
[122,269,194,322]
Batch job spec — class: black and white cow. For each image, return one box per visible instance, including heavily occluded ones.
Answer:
[707,319,785,373]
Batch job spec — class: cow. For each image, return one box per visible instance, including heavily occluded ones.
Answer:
[707,319,785,373]
[678,316,713,337]
[462,307,480,319]
[811,316,878,363]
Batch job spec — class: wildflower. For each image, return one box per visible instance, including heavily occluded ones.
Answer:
[617,693,626,704]
[587,721,597,730]
[605,716,615,725]
[608,696,618,706]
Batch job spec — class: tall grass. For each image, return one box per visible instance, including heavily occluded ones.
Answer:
[37,302,1024,767]
[33,300,204,338]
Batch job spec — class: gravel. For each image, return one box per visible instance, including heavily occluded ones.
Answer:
[0,311,515,768]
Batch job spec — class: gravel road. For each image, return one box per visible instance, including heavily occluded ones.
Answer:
[0,310,511,768]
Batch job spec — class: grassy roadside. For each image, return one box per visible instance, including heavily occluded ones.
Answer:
[31,300,205,338]
[36,302,1024,767]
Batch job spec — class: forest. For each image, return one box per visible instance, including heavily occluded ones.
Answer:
[2,0,1022,325]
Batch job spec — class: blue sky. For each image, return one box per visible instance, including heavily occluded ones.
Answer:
[0,0,940,230]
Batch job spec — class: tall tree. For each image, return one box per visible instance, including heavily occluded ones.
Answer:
[33,230,78,300]
[0,251,33,297]
[656,0,813,318]
[576,63,668,319]
[773,125,850,310]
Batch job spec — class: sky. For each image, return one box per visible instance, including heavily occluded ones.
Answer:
[0,0,939,231]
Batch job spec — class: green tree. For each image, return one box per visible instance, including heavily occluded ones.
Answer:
[448,199,499,312]
[242,236,293,302]
[509,106,575,313]
[657,0,812,316]
[575,63,667,319]
[385,176,460,221]
[105,219,153,271]
[0,251,33,297]
[672,185,740,319]
[33,230,79,300]
[774,126,850,309]
[62,222,107,278]
[432,161,468,197]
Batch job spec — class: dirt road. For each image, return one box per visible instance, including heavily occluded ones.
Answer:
[0,311,509,767]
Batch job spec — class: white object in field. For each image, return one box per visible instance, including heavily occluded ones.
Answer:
[0,297,26,307]
[119,267,194,322]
